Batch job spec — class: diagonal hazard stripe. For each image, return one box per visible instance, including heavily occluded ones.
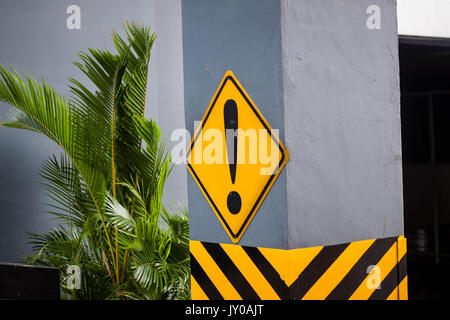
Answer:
[242,246,290,300]
[190,237,407,300]
[221,244,281,300]
[202,242,260,300]
[190,241,241,299]
[190,275,209,300]
[397,248,408,288]
[190,253,223,300]
[290,243,350,300]
[301,239,375,300]
[396,236,408,300]
[349,239,398,300]
[369,254,407,300]
[387,275,408,300]
[325,237,397,300]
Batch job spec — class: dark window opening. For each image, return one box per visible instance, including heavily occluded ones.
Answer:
[400,37,450,299]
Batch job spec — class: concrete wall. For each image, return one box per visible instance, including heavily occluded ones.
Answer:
[182,0,403,249]
[1,0,405,259]
[0,0,186,261]
[182,0,288,248]
[282,0,404,248]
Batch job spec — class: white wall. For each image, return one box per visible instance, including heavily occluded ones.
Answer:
[398,0,450,38]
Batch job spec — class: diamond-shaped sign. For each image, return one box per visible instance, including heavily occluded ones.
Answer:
[187,71,289,243]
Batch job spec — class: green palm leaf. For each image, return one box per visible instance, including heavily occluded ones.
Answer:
[1,22,190,300]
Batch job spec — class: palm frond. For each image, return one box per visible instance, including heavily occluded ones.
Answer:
[105,193,135,232]
[1,22,190,300]
[0,66,71,148]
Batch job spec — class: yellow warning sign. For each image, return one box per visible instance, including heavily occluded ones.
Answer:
[187,71,289,243]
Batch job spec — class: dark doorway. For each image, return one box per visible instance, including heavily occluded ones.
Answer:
[400,37,450,299]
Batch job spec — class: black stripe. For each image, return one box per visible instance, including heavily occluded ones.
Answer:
[202,242,260,300]
[290,243,350,300]
[326,237,397,300]
[242,246,290,300]
[369,254,407,300]
[397,251,408,286]
[190,253,223,300]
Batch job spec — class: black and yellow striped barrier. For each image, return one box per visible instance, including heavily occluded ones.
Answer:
[190,236,407,300]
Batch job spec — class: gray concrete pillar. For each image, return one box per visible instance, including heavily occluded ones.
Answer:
[281,0,404,248]
[183,0,404,249]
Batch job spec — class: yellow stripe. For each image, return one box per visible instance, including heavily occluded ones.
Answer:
[397,236,408,300]
[398,236,407,255]
[349,241,398,300]
[191,275,209,300]
[398,275,408,300]
[258,247,290,285]
[302,239,375,300]
[221,243,281,300]
[259,245,323,287]
[190,241,242,300]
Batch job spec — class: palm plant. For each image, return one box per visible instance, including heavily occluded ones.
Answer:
[0,22,190,300]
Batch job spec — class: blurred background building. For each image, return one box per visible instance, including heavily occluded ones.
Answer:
[398,0,450,299]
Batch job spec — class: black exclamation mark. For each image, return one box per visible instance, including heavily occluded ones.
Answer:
[224,99,241,215]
